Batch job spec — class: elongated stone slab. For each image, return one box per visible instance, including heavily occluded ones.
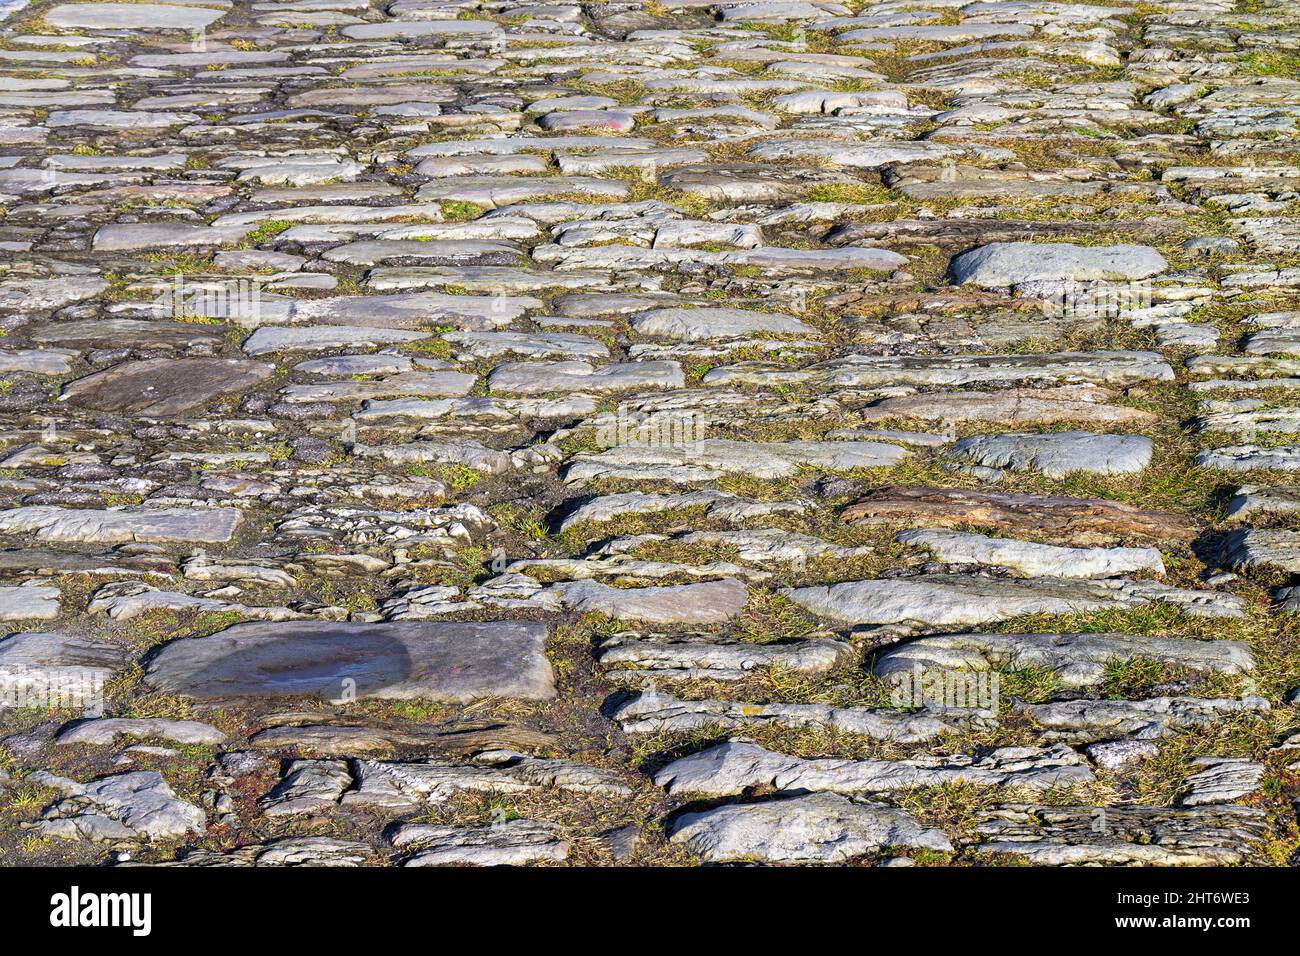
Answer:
[1224,484,1300,521]
[559,490,812,532]
[785,574,1246,627]
[145,621,555,702]
[842,486,1196,542]
[858,387,1156,426]
[552,578,747,625]
[342,752,631,810]
[596,636,854,681]
[45,3,228,31]
[0,506,239,545]
[243,326,431,355]
[948,431,1153,478]
[60,359,274,416]
[1180,758,1264,806]
[1017,696,1268,744]
[875,632,1253,689]
[1220,528,1300,575]
[631,307,817,341]
[653,741,1094,798]
[56,717,227,747]
[0,587,60,621]
[0,632,124,701]
[809,351,1173,389]
[897,530,1165,578]
[1196,444,1300,471]
[564,439,907,484]
[950,242,1168,287]
[607,689,956,743]
[488,360,684,395]
[973,804,1270,865]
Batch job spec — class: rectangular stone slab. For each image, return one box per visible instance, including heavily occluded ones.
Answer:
[44,3,229,31]
[842,486,1197,542]
[0,506,240,545]
[144,621,555,702]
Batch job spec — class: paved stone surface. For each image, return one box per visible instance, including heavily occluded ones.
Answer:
[0,0,1295,870]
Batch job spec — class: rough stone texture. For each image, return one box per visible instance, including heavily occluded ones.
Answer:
[806,352,1174,389]
[45,4,226,31]
[391,819,570,866]
[785,574,1246,629]
[654,741,1094,798]
[897,530,1165,578]
[669,793,952,864]
[596,636,854,681]
[552,578,747,625]
[1180,758,1265,806]
[973,804,1271,865]
[843,487,1197,542]
[0,631,124,701]
[607,689,956,743]
[160,837,375,868]
[875,632,1253,689]
[564,439,908,484]
[948,432,1153,478]
[0,586,61,621]
[1016,697,1269,744]
[56,718,227,747]
[30,770,205,842]
[338,752,631,810]
[0,507,239,545]
[0,0,1295,870]
[858,387,1157,427]
[1220,528,1300,575]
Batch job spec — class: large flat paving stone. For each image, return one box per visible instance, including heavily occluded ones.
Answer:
[608,689,957,743]
[948,431,1154,478]
[564,439,909,484]
[654,741,1094,798]
[0,506,239,544]
[145,621,555,702]
[44,3,229,31]
[60,358,275,416]
[0,631,125,701]
[842,487,1197,542]
[784,573,1246,627]
[950,242,1169,287]
[874,631,1254,689]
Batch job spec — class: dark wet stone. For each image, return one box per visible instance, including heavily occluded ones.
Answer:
[145,621,555,702]
[61,359,275,416]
